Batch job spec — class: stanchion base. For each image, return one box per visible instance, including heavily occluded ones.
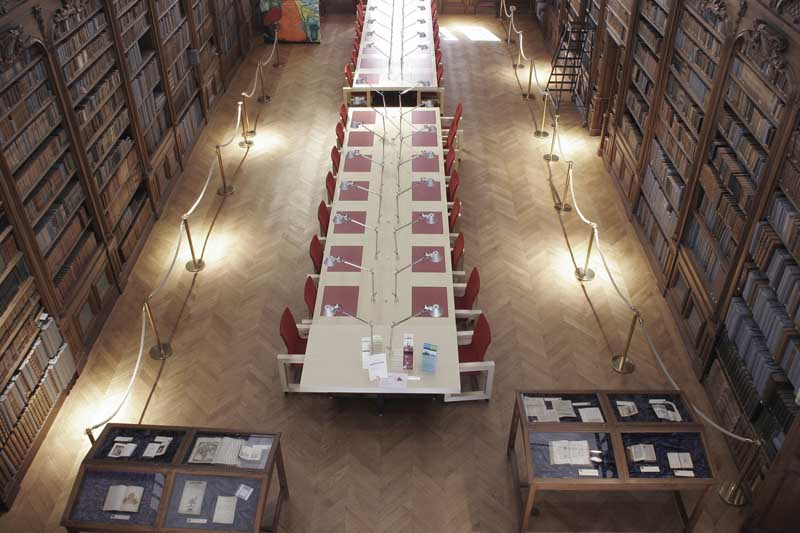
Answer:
[718,482,748,507]
[533,130,550,138]
[544,154,560,162]
[185,259,206,273]
[245,130,256,138]
[575,267,595,282]
[258,95,272,103]
[512,64,524,69]
[611,355,635,374]
[239,140,254,149]
[217,184,236,196]
[554,202,572,212]
[149,343,173,361]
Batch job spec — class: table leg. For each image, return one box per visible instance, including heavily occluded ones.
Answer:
[519,484,536,533]
[684,486,709,533]
[276,442,289,498]
[507,400,520,454]
[673,490,689,526]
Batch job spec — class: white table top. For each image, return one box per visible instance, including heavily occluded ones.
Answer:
[354,0,438,91]
[300,107,460,394]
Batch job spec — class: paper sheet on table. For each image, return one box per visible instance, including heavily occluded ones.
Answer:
[578,407,604,422]
[616,400,638,417]
[368,353,388,381]
[380,373,408,389]
[651,399,682,421]
[627,443,656,462]
[549,440,591,465]
[667,452,693,470]
[212,496,237,524]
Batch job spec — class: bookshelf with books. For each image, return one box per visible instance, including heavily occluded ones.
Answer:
[190,0,223,112]
[48,0,156,288]
[213,0,245,84]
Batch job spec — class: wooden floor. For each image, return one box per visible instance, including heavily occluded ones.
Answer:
[1,14,751,533]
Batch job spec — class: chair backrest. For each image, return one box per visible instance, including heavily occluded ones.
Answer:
[437,63,444,85]
[344,63,354,87]
[331,145,341,175]
[451,232,464,269]
[351,49,358,69]
[436,49,442,67]
[304,277,317,318]
[317,201,330,237]
[336,122,345,149]
[448,197,461,232]
[462,267,480,309]
[452,103,463,128]
[280,308,305,354]
[447,169,460,202]
[445,124,458,151]
[325,171,336,203]
[339,103,347,126]
[445,148,455,175]
[462,314,491,363]
[309,234,323,274]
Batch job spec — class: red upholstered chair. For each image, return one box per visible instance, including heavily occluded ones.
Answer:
[447,169,460,202]
[448,197,461,232]
[317,201,330,237]
[443,103,463,151]
[451,232,464,270]
[454,268,480,310]
[458,314,491,365]
[355,25,362,42]
[336,122,345,149]
[280,307,307,355]
[444,126,458,153]
[304,277,317,318]
[436,49,442,68]
[434,34,440,54]
[444,148,456,176]
[344,63,355,87]
[310,234,323,274]
[331,145,341,175]
[351,49,358,69]
[325,171,336,204]
[339,103,348,126]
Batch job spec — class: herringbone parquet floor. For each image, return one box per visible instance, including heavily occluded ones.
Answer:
[0,14,750,533]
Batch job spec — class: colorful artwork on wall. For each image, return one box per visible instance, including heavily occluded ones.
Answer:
[259,0,321,43]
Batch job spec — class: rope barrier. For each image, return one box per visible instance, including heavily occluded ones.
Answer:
[242,32,281,99]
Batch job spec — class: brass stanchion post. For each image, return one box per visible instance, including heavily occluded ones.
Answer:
[543,113,560,162]
[719,440,762,506]
[241,94,256,138]
[513,48,523,69]
[611,310,638,374]
[216,145,235,196]
[144,300,173,360]
[574,224,596,282]
[257,63,271,103]
[183,217,205,272]
[554,161,573,212]
[534,92,549,137]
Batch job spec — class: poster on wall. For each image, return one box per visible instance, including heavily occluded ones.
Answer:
[259,0,321,43]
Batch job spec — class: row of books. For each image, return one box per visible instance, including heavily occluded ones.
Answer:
[130,57,163,126]
[633,41,658,82]
[113,0,139,16]
[725,81,777,148]
[779,158,800,211]
[718,111,768,185]
[0,297,40,382]
[54,232,98,301]
[684,215,724,301]
[82,89,126,146]
[23,155,77,224]
[713,338,761,420]
[0,60,46,115]
[34,181,84,253]
[108,170,142,230]
[0,277,35,368]
[126,42,152,80]
[193,0,213,29]
[99,149,139,212]
[3,102,61,172]
[163,23,191,68]
[159,0,186,39]
[697,190,738,260]
[766,193,800,262]
[620,113,643,157]
[725,298,785,396]
[54,12,106,67]
[671,56,711,108]
[119,195,153,263]
[655,117,692,179]
[0,317,64,430]
[0,230,20,273]
[648,139,685,209]
[0,338,76,492]
[88,109,130,171]
[674,27,716,82]
[44,207,88,277]
[708,140,756,214]
[665,74,703,135]
[641,164,678,236]
[156,0,178,15]
[625,90,648,131]
[635,195,671,270]
[51,0,103,43]
[68,49,114,104]
[143,100,170,155]
[658,103,695,161]
[740,266,800,363]
[750,221,800,322]
[685,0,726,37]
[62,30,112,85]
[167,47,193,92]
[14,130,71,199]
[640,0,669,35]
[0,81,53,146]
[0,262,31,329]
[173,69,198,115]
[119,2,149,50]
[177,98,203,154]
[215,0,240,54]
[95,137,134,190]
[0,49,40,93]
[75,69,121,128]
[729,57,785,123]
[114,189,147,244]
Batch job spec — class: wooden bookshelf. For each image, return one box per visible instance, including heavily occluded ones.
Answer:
[556,0,800,524]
